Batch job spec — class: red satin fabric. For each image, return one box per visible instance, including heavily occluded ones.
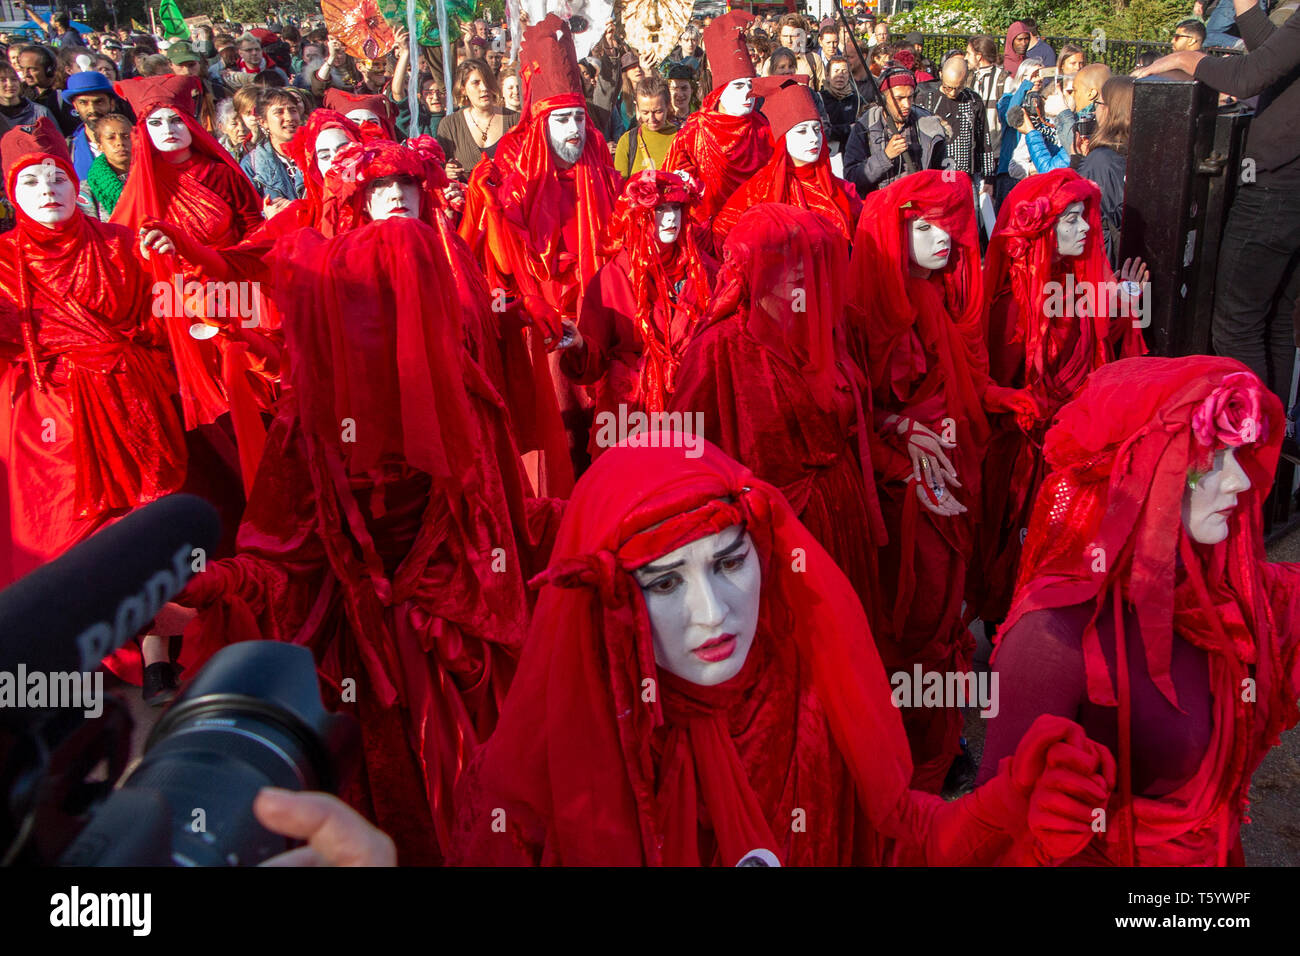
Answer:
[711,144,861,245]
[177,217,547,864]
[663,90,774,227]
[458,96,621,494]
[567,245,715,453]
[1001,356,1300,864]
[452,437,919,865]
[848,170,990,791]
[974,168,1148,623]
[0,153,187,586]
[111,107,273,497]
[668,203,884,612]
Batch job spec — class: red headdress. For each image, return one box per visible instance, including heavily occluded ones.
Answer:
[712,75,858,243]
[319,135,449,235]
[322,88,398,140]
[280,108,364,221]
[600,169,711,412]
[985,168,1146,409]
[1001,356,1296,864]
[453,436,915,865]
[483,13,617,316]
[0,119,187,515]
[702,10,756,93]
[706,203,853,414]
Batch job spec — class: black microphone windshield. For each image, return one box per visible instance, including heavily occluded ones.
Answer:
[0,495,221,678]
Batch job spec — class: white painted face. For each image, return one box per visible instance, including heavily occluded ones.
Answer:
[633,525,761,687]
[12,161,77,225]
[314,127,352,177]
[547,107,586,165]
[1055,200,1089,258]
[1182,447,1252,546]
[654,202,682,244]
[784,119,823,165]
[345,108,382,127]
[365,177,421,221]
[718,77,754,116]
[908,217,952,271]
[146,107,192,153]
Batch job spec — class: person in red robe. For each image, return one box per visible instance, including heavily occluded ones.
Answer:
[980,357,1300,865]
[0,119,194,699]
[452,436,1115,865]
[848,169,1001,793]
[110,74,275,500]
[668,203,884,615]
[972,168,1149,628]
[711,75,861,245]
[254,108,365,239]
[322,88,399,141]
[0,119,187,586]
[165,140,552,865]
[560,169,715,460]
[663,10,774,230]
[459,14,621,493]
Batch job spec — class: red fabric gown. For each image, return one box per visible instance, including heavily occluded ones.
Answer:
[711,142,861,245]
[562,169,715,457]
[0,126,187,586]
[452,436,1112,865]
[848,171,991,791]
[111,75,274,497]
[669,203,885,616]
[989,357,1300,865]
[972,168,1148,624]
[177,216,552,865]
[663,89,774,227]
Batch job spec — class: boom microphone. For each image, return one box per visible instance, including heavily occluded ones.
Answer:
[0,495,221,697]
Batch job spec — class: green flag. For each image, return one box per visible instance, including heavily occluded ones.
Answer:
[159,0,191,39]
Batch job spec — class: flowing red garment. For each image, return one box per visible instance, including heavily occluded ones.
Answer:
[987,357,1300,865]
[458,14,621,493]
[562,170,715,457]
[663,91,774,228]
[176,216,552,865]
[712,75,860,245]
[668,203,884,616]
[847,170,991,791]
[972,168,1148,625]
[110,75,274,496]
[0,121,188,587]
[451,436,1105,865]
[248,108,365,240]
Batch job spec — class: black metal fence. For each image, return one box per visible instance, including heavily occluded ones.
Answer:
[915,33,1239,75]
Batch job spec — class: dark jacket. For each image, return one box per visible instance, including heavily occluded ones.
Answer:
[1077,144,1126,268]
[822,84,865,155]
[844,103,948,197]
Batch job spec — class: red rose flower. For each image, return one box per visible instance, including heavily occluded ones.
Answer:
[1191,372,1266,449]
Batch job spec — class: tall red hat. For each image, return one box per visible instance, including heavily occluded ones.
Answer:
[115,74,202,119]
[755,75,817,141]
[520,13,585,120]
[1,117,72,183]
[702,10,756,91]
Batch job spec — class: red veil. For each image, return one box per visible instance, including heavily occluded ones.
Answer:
[109,75,271,493]
[669,204,884,612]
[322,88,399,140]
[1000,357,1300,864]
[591,169,713,412]
[0,120,187,582]
[847,169,990,790]
[179,216,541,864]
[975,167,1147,623]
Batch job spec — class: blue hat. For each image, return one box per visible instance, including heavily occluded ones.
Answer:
[60,70,115,106]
